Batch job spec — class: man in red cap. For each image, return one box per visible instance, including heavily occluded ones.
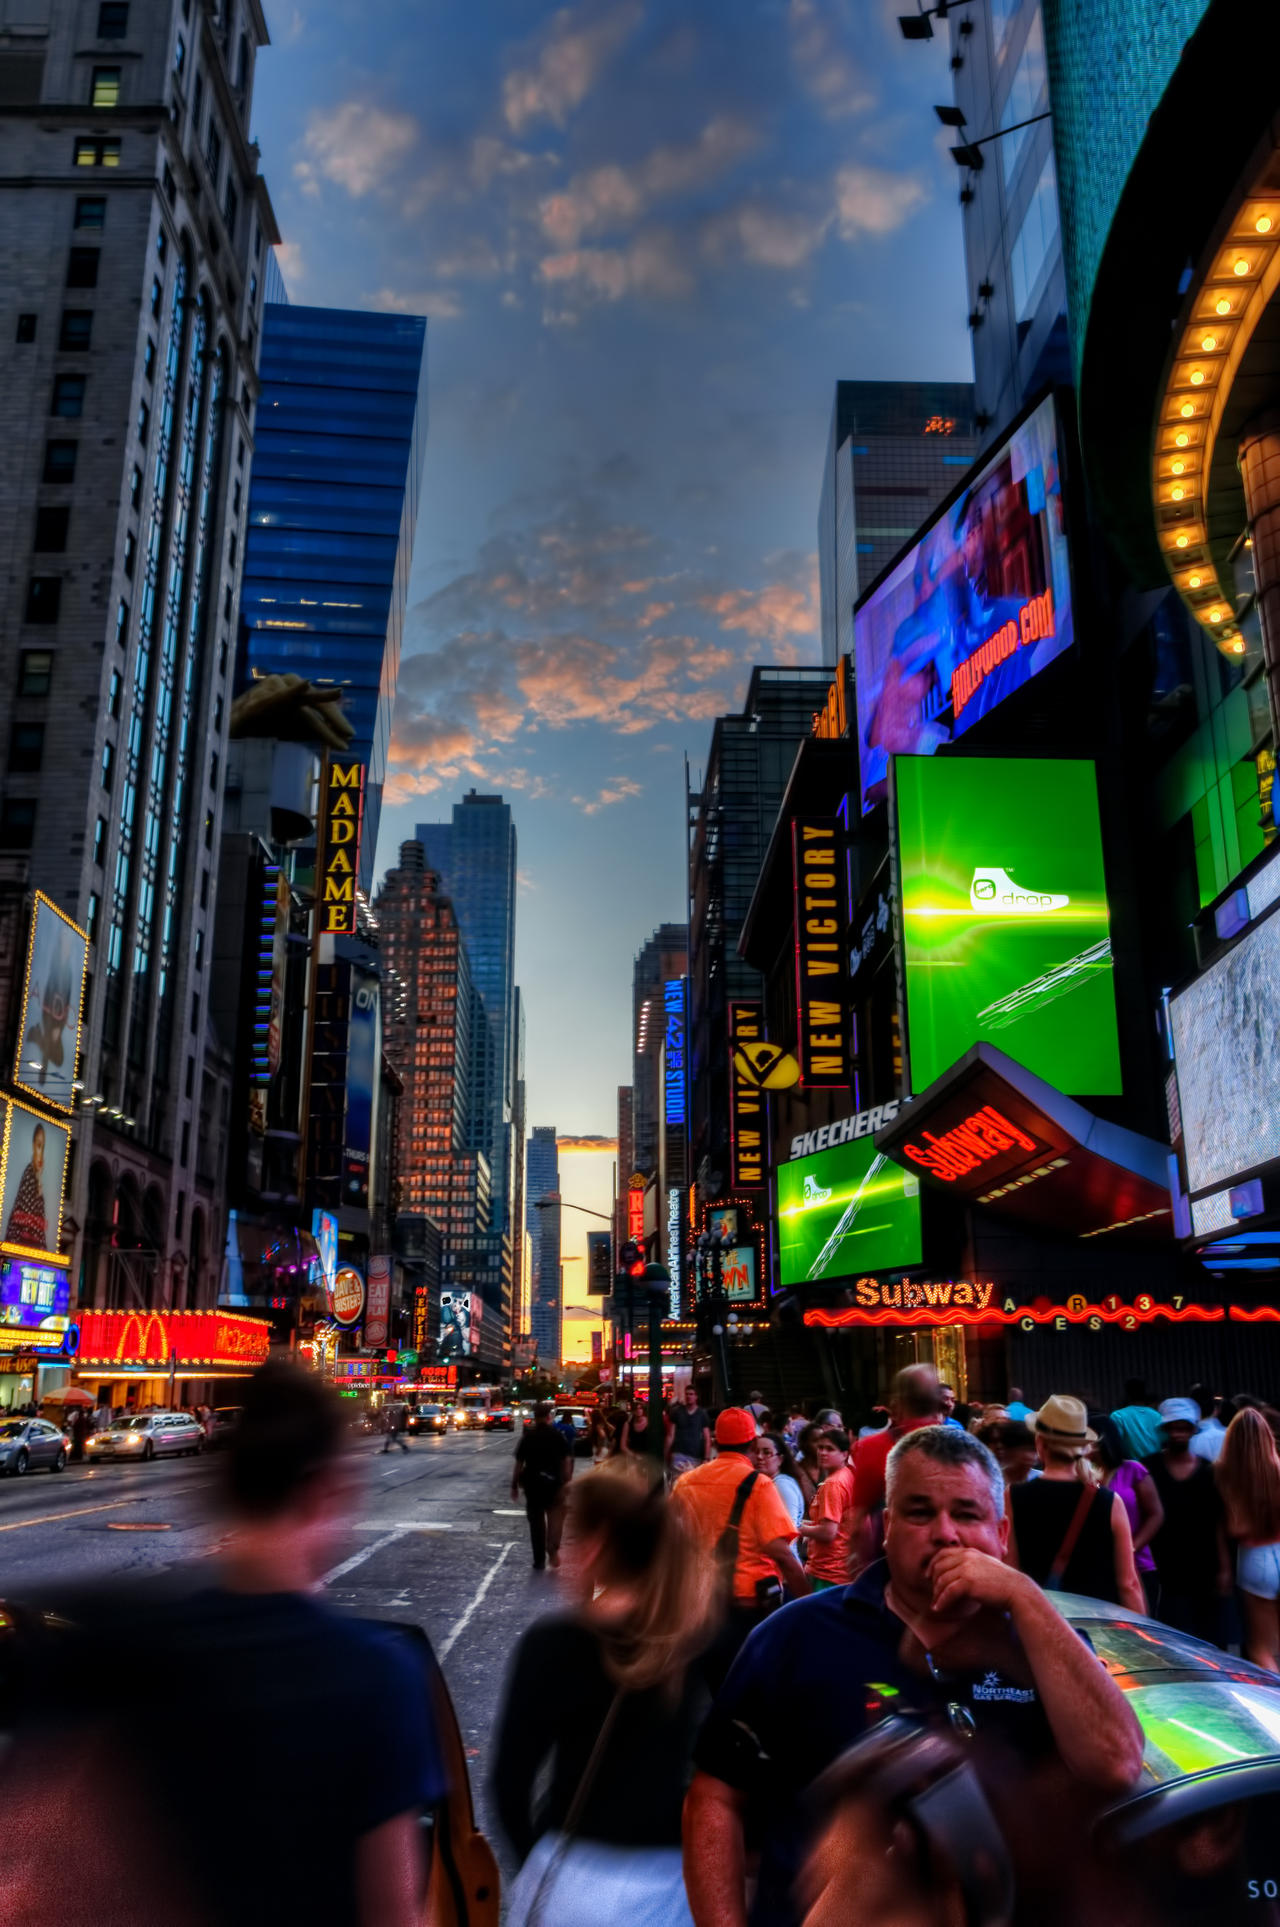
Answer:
[671,1407,810,1685]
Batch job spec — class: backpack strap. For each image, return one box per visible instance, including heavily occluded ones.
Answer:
[1046,1483,1096,1590]
[715,1469,761,1579]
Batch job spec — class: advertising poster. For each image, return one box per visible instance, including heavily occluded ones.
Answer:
[777,1137,922,1288]
[331,1265,365,1329]
[14,894,88,1113]
[343,968,379,1210]
[791,819,851,1087]
[722,1245,757,1302]
[365,1253,391,1350]
[311,1208,338,1312]
[855,395,1073,815]
[894,755,1121,1096]
[0,1102,70,1264]
[438,1290,477,1360]
[1170,907,1280,1196]
[0,1257,70,1329]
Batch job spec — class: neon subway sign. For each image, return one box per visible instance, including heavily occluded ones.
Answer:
[805,1288,1270,1331]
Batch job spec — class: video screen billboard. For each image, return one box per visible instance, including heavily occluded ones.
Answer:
[0,1101,70,1265]
[439,1290,478,1360]
[854,394,1073,815]
[1169,908,1280,1195]
[778,1136,922,1287]
[14,893,87,1113]
[894,756,1121,1096]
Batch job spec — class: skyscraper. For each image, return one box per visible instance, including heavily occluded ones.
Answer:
[818,382,978,666]
[632,923,688,1182]
[240,303,428,892]
[525,1125,560,1367]
[0,0,276,1310]
[416,792,519,1239]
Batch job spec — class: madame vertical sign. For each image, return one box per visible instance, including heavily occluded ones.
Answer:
[319,760,366,936]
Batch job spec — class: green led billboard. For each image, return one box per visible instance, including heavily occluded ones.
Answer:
[777,1136,922,1287]
[893,756,1121,1095]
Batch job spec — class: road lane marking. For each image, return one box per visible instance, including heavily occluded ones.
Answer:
[492,1508,525,1516]
[321,1527,407,1585]
[0,1495,146,1532]
[438,1543,513,1660]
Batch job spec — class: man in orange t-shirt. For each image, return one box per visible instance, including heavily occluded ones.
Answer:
[671,1407,809,1683]
[799,1430,857,1588]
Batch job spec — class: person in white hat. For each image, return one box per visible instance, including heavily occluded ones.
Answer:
[1007,1395,1144,1610]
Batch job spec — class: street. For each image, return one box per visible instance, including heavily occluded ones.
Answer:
[0,1429,550,1871]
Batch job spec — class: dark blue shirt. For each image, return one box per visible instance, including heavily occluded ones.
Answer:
[695,1561,1056,1925]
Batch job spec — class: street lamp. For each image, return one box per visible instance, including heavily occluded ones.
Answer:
[695,1227,735,1407]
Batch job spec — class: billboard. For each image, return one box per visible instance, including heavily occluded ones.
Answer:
[1169,906,1280,1196]
[365,1253,391,1350]
[663,977,686,1125]
[14,893,87,1113]
[311,1208,338,1310]
[0,1101,70,1265]
[792,819,851,1087]
[587,1228,613,1295]
[439,1290,479,1360]
[778,1135,922,1288]
[728,1001,766,1187]
[318,759,366,937]
[855,394,1073,815]
[343,968,379,1209]
[893,755,1121,1096]
[331,1265,365,1329]
[0,1257,70,1326]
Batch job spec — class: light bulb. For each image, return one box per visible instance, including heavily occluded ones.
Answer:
[1257,215,1273,234]
[1201,335,1217,351]
[1175,431,1190,447]
[1216,296,1232,315]
[1235,257,1250,276]
[1181,402,1196,417]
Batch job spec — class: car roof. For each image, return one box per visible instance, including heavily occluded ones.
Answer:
[1051,1594,1280,1837]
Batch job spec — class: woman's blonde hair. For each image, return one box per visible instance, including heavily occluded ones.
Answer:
[1217,1407,1280,1543]
[567,1461,719,1693]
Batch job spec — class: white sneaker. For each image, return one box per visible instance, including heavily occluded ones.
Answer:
[802,1173,832,1205]
[969,867,1069,914]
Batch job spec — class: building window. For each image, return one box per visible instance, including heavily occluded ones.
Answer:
[43,441,77,482]
[181,1119,190,1161]
[107,668,121,715]
[58,310,93,350]
[51,375,86,417]
[223,178,237,241]
[129,463,142,509]
[66,247,100,288]
[15,313,36,342]
[114,599,129,647]
[18,650,53,697]
[9,723,45,774]
[235,33,248,90]
[24,577,61,624]
[86,891,100,944]
[163,163,176,206]
[142,336,155,380]
[1010,151,1061,323]
[173,31,185,76]
[0,801,37,850]
[193,71,203,130]
[74,196,106,229]
[150,276,162,317]
[205,120,221,185]
[34,506,70,551]
[156,227,167,262]
[194,927,204,970]
[185,1055,194,1096]
[123,531,136,577]
[190,992,199,1033]
[74,138,120,166]
[101,741,113,791]
[203,809,213,848]
[90,66,121,107]
[97,1,129,36]
[200,868,209,908]
[93,816,107,865]
[137,399,149,442]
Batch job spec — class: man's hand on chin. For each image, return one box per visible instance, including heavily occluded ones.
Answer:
[929,1547,1027,1619]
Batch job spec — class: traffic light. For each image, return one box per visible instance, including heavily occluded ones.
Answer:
[612,1242,645,1320]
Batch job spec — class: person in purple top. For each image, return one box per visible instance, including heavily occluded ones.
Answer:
[1092,1428,1165,1615]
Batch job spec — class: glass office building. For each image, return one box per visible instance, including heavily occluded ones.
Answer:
[525,1125,561,1366]
[240,304,428,892]
[818,381,977,666]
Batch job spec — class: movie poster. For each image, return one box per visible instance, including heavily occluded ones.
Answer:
[14,895,88,1113]
[0,1102,70,1263]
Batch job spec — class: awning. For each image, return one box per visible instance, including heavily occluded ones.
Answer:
[873,1043,1172,1243]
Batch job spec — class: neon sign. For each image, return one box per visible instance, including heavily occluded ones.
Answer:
[728,1002,766,1187]
[792,819,850,1087]
[318,759,365,936]
[805,1286,1255,1331]
[951,590,1056,721]
[663,978,686,1126]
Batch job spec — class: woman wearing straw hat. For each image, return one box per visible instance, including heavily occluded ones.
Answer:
[1008,1395,1145,1610]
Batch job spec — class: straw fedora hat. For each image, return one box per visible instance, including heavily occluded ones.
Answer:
[1033,1394,1096,1457]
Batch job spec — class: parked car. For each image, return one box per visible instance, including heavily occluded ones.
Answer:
[0,1417,69,1475]
[407,1404,450,1436]
[84,1412,205,1462]
[483,1406,514,1431]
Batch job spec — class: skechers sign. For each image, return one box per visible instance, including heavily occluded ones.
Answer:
[319,760,366,936]
[792,818,850,1087]
[789,1101,901,1163]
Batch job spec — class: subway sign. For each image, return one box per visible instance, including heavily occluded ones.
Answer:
[319,759,366,936]
[792,818,850,1087]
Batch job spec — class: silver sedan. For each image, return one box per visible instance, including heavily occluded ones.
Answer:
[85,1413,205,1462]
[0,1418,69,1475]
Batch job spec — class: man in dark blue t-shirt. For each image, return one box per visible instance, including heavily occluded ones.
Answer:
[683,1424,1142,1927]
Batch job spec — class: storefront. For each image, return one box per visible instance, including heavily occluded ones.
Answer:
[73,1309,272,1410]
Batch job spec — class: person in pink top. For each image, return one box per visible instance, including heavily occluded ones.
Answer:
[1092,1426,1164,1614]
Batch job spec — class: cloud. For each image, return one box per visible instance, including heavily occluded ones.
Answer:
[702,200,831,270]
[503,0,643,134]
[273,240,304,289]
[572,777,643,813]
[558,1135,620,1151]
[699,573,819,655]
[538,116,759,248]
[368,286,464,320]
[789,0,875,118]
[638,601,675,627]
[294,100,419,198]
[834,163,927,237]
[540,229,693,306]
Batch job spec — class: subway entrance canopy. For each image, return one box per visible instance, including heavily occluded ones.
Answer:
[873,1044,1172,1244]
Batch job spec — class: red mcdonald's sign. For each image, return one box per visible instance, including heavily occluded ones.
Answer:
[76,1309,271,1369]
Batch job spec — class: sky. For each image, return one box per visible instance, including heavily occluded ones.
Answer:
[251,0,972,1231]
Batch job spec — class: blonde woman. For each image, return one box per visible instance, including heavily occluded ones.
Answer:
[1217,1407,1280,1669]
[492,1463,719,1924]
[1008,1395,1144,1610]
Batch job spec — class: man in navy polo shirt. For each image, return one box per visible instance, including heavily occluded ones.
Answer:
[682,1425,1143,1927]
